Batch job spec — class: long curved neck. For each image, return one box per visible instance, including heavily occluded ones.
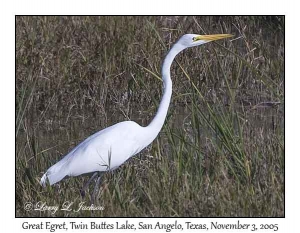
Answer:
[146,43,184,139]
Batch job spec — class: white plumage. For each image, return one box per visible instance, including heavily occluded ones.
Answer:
[41,121,153,186]
[40,34,233,197]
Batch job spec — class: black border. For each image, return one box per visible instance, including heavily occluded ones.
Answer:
[15,15,285,218]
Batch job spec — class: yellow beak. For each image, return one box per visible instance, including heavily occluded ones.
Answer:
[193,34,234,42]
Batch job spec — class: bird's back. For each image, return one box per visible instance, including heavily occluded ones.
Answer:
[41,121,146,186]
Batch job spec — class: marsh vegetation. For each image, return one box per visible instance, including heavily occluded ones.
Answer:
[16,16,284,217]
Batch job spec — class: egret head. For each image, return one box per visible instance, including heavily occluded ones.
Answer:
[176,33,233,49]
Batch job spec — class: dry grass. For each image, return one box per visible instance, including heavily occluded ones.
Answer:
[16,16,284,217]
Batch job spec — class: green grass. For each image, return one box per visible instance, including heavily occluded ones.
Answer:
[16,16,284,217]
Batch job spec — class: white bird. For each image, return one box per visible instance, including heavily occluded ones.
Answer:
[40,33,233,201]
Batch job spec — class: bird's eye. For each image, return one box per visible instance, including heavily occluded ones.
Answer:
[192,37,195,41]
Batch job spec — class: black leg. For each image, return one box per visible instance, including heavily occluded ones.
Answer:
[91,172,102,204]
[80,172,98,197]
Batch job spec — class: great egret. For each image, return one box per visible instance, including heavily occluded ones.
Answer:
[40,33,233,201]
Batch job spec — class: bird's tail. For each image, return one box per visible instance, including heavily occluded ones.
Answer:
[40,159,69,187]
[40,173,49,187]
